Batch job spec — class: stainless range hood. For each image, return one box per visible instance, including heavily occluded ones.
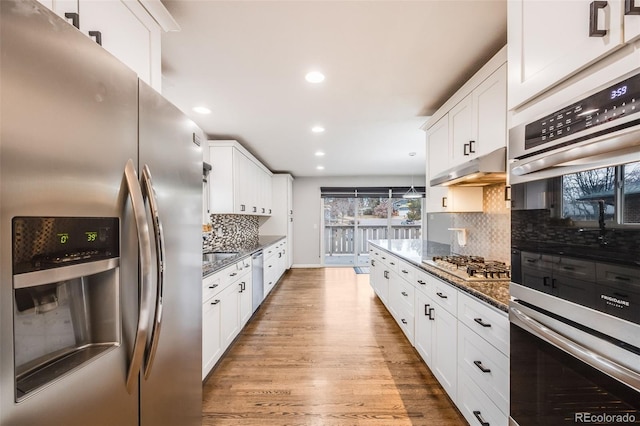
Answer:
[430,147,507,187]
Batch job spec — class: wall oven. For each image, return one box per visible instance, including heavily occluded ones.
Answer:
[508,70,640,425]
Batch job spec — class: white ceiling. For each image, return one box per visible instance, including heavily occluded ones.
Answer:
[160,0,507,178]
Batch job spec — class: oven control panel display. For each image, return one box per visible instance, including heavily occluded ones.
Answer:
[524,72,640,152]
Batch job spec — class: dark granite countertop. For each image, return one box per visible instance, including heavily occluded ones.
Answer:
[369,239,509,313]
[202,235,285,278]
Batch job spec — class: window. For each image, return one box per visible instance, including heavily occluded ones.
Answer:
[561,161,640,226]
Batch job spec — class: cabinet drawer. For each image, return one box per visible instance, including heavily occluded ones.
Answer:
[429,276,458,315]
[413,269,430,290]
[396,278,415,311]
[397,260,416,285]
[396,304,415,346]
[457,292,509,355]
[458,324,509,414]
[458,372,508,426]
[379,252,399,272]
[203,273,222,302]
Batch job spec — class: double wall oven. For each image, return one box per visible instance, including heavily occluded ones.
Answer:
[508,69,640,425]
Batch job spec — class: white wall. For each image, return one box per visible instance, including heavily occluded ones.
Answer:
[292,175,424,267]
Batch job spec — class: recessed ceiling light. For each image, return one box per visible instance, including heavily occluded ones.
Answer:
[315,151,325,157]
[305,71,325,83]
[192,106,211,114]
[311,126,325,133]
[316,165,325,170]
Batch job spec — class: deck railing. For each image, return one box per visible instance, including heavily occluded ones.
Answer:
[324,225,421,255]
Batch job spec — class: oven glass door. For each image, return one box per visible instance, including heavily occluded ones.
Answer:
[510,323,640,425]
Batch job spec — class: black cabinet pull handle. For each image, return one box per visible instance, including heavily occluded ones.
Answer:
[390,261,395,265]
[417,280,426,285]
[371,260,376,267]
[240,204,246,211]
[474,360,491,373]
[463,143,470,156]
[551,278,557,289]
[402,269,408,274]
[401,319,407,325]
[230,272,237,277]
[589,1,608,37]
[424,304,430,316]
[473,410,490,426]
[614,275,631,281]
[64,12,79,29]
[474,318,491,328]
[211,299,220,305]
[428,308,435,321]
[384,271,389,279]
[238,283,243,293]
[436,292,448,299]
[543,276,551,287]
[442,197,447,208]
[252,206,257,212]
[208,284,218,289]
[469,140,476,153]
[88,30,102,46]
[626,0,640,14]
[401,291,408,297]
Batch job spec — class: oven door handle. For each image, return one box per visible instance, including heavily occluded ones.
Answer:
[510,306,640,393]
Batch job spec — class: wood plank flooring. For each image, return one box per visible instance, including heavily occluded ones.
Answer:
[202,268,467,426]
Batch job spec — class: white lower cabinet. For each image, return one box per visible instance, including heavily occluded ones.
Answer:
[430,298,458,402]
[457,371,508,426]
[202,295,222,380]
[370,245,509,425]
[202,256,254,379]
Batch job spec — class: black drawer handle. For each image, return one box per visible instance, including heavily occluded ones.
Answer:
[543,276,551,287]
[473,410,490,426]
[589,1,608,37]
[390,261,396,266]
[64,12,80,29]
[464,143,470,156]
[474,360,491,373]
[474,318,491,328]
[401,319,407,325]
[469,140,476,153]
[230,272,237,277]
[424,304,430,316]
[626,0,640,14]
[417,280,426,285]
[402,269,409,274]
[436,292,448,299]
[442,197,447,208]
[208,284,218,289]
[211,299,220,305]
[614,275,631,282]
[401,291,408,297]
[384,271,389,279]
[562,266,575,271]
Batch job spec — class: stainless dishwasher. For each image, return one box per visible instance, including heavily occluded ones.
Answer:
[251,251,264,312]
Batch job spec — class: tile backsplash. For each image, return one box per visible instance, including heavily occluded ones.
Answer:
[428,184,511,264]
[203,214,259,251]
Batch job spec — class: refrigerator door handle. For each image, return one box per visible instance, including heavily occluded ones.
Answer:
[141,165,165,379]
[123,159,154,394]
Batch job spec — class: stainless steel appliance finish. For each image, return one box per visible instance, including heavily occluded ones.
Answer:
[509,70,640,185]
[423,256,510,281]
[0,2,202,424]
[252,251,264,312]
[429,147,506,187]
[509,69,640,424]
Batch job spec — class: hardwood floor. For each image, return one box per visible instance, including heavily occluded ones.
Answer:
[202,268,467,426]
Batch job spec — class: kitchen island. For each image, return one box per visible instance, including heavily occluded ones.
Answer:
[368,239,510,426]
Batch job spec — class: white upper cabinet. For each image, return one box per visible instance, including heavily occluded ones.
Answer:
[37,0,176,93]
[449,95,473,166]
[624,0,640,42]
[508,0,630,109]
[209,140,273,216]
[426,116,450,179]
[472,64,507,158]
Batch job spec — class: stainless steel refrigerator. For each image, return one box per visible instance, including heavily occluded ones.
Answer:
[0,1,203,424]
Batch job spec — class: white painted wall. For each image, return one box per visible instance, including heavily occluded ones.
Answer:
[292,175,425,267]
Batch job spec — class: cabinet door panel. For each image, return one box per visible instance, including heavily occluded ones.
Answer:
[79,0,159,89]
[472,64,507,157]
[432,305,458,402]
[508,0,624,108]
[624,1,640,42]
[220,283,240,348]
[202,298,221,378]
[414,290,434,367]
[449,96,473,164]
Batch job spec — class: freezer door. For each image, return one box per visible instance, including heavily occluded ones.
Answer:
[137,81,203,426]
[1,1,138,425]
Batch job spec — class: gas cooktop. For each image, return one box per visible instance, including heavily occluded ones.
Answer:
[423,255,511,282]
